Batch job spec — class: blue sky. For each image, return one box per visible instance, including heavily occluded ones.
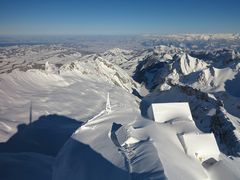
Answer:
[0,0,239,35]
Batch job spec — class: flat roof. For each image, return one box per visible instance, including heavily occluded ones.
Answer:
[150,102,193,123]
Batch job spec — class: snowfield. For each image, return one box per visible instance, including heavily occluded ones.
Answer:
[0,38,240,180]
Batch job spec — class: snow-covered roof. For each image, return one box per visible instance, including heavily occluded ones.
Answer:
[182,133,220,162]
[147,102,193,123]
[114,126,139,146]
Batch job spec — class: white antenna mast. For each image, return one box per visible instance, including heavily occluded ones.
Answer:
[106,92,111,114]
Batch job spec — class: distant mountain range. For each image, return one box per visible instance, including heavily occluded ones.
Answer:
[0,40,240,179]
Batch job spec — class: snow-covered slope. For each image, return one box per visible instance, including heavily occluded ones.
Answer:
[0,53,138,141]
[53,99,240,180]
[0,46,140,179]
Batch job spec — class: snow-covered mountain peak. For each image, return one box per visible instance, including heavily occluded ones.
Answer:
[178,53,209,75]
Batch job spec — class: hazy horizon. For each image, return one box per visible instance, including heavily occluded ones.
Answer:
[1,0,240,35]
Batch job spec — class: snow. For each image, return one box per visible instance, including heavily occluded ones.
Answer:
[206,155,240,180]
[144,33,240,41]
[54,99,240,180]
[147,102,193,123]
[0,43,240,180]
[122,137,140,146]
[53,89,168,180]
[0,152,53,180]
[111,125,140,146]
[182,133,220,161]
[179,53,208,75]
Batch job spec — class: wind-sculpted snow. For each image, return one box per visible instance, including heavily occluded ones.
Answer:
[0,45,143,180]
[53,90,168,180]
[0,55,138,142]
